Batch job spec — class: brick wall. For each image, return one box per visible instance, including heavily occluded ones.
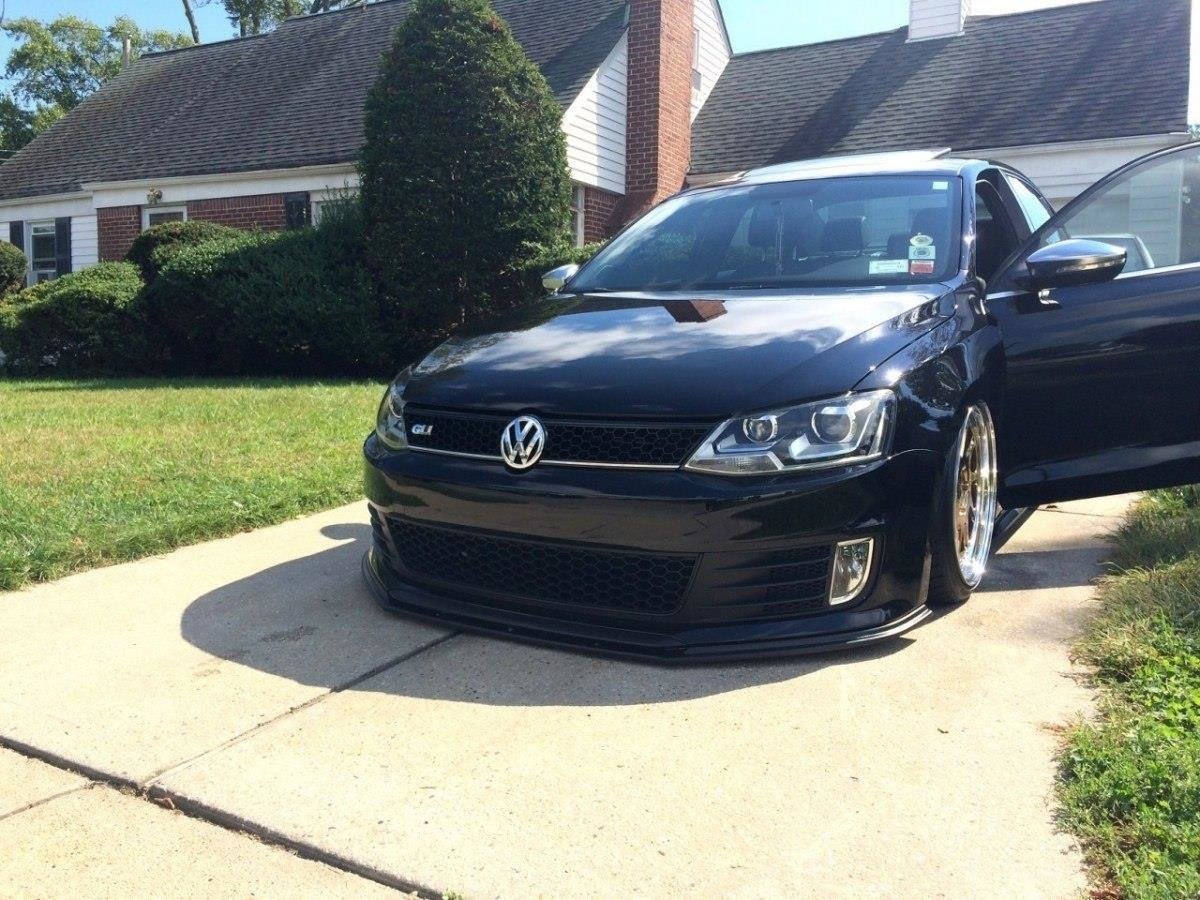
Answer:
[186,194,287,230]
[97,205,142,262]
[583,186,622,243]
[619,0,694,224]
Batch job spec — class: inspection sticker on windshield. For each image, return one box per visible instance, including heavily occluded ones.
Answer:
[910,260,936,275]
[910,233,934,247]
[870,260,909,275]
[908,244,936,260]
[932,181,949,191]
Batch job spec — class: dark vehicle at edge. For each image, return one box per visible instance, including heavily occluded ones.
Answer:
[362,145,1200,662]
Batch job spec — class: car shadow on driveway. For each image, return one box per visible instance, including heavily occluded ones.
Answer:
[179,522,915,707]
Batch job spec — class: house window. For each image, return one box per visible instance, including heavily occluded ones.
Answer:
[27,222,58,285]
[570,185,586,247]
[312,198,354,226]
[142,206,187,230]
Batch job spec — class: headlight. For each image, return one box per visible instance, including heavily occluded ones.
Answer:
[685,389,896,475]
[375,368,412,450]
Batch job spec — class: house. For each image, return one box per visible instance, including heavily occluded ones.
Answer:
[0,0,1189,286]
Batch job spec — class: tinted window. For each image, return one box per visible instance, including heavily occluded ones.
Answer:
[570,176,962,292]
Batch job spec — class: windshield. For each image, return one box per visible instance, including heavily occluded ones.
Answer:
[570,175,962,293]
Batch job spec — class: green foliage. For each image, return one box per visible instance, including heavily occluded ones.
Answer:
[145,207,386,376]
[360,0,572,355]
[0,15,191,155]
[0,242,27,297]
[217,1,364,37]
[0,263,157,377]
[125,220,240,284]
[1060,486,1200,899]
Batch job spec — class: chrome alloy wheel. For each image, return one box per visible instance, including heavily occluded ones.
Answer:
[952,404,998,588]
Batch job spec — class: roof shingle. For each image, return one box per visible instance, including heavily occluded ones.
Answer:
[0,0,627,201]
[691,0,1190,176]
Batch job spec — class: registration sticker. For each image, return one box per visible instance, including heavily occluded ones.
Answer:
[869,259,909,275]
[910,233,934,247]
[910,260,936,275]
[908,244,936,261]
[932,181,949,191]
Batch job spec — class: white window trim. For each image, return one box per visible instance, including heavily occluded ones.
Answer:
[141,205,188,230]
[25,220,57,287]
[571,185,586,248]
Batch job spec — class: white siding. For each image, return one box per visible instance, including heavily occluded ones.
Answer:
[983,135,1187,208]
[71,214,99,271]
[908,0,969,41]
[691,0,731,121]
[562,34,627,196]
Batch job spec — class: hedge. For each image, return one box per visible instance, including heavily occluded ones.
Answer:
[126,220,240,284]
[144,207,388,376]
[0,242,26,297]
[0,263,157,376]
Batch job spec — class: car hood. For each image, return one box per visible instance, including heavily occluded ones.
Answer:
[404,287,952,419]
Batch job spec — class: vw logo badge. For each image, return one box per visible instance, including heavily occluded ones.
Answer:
[500,415,546,470]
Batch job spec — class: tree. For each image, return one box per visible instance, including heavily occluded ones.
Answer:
[0,16,191,155]
[360,0,572,350]
[184,0,367,40]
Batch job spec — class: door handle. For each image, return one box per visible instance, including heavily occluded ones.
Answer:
[1036,289,1062,309]
[1014,289,1062,314]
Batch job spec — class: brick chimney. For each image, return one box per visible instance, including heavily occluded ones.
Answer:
[908,0,970,41]
[619,0,695,221]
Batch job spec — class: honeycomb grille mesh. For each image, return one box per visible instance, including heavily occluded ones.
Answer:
[403,407,710,467]
[385,516,697,615]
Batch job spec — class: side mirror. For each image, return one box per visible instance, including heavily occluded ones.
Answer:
[541,263,580,293]
[1015,239,1127,291]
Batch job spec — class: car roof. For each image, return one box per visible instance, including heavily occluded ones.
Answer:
[730,149,982,185]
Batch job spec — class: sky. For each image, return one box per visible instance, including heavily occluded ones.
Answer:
[0,0,1098,66]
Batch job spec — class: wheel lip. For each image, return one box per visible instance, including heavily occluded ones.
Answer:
[952,403,999,589]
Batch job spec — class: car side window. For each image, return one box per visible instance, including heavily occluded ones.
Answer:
[1029,147,1200,274]
[1004,175,1054,233]
[974,180,1022,285]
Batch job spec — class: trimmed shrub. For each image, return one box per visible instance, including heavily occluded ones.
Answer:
[361,0,572,354]
[144,205,387,376]
[126,220,240,283]
[0,263,158,376]
[0,242,27,296]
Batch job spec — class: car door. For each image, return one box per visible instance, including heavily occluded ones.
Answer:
[987,143,1200,508]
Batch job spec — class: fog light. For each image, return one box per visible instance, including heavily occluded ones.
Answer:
[830,538,874,606]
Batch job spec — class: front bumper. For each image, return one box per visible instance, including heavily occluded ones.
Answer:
[363,435,941,663]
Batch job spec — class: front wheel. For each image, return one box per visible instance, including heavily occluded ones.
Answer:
[928,402,999,606]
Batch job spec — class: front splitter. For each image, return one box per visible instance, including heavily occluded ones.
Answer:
[362,550,932,665]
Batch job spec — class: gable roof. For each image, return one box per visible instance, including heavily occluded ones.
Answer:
[0,0,627,202]
[691,0,1190,176]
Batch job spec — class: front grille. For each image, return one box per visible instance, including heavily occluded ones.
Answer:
[403,406,710,467]
[384,516,697,615]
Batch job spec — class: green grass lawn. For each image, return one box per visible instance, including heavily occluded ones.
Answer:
[0,379,383,591]
[1059,486,1200,899]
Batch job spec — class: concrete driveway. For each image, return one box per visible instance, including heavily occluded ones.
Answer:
[0,496,1132,898]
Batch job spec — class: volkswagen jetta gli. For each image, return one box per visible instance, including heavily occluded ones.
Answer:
[363,145,1200,662]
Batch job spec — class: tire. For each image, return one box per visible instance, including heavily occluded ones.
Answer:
[928,402,1000,607]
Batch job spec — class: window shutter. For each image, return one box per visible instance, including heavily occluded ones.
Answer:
[8,221,24,251]
[54,217,72,276]
[284,192,311,229]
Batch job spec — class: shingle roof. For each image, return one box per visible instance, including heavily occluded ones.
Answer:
[0,0,627,201]
[692,0,1190,176]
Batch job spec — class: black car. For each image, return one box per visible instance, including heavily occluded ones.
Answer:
[363,144,1200,662]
